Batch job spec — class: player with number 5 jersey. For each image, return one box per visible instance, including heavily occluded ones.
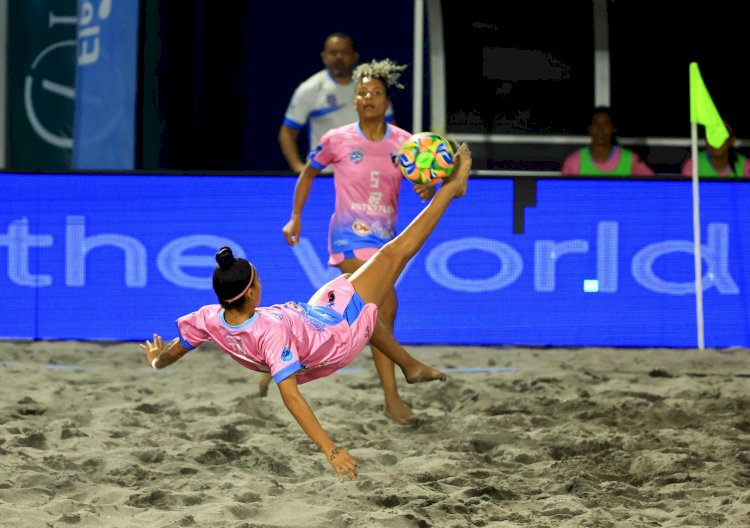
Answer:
[312,121,411,255]
[280,58,435,425]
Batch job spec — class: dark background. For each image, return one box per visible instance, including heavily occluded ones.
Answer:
[140,0,414,171]
[139,0,746,172]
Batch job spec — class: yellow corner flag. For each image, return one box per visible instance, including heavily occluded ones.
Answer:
[689,62,729,148]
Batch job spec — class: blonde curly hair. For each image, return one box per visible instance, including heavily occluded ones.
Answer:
[352,58,407,91]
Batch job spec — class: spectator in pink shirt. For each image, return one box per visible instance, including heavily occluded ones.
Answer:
[561,107,654,177]
[140,143,472,481]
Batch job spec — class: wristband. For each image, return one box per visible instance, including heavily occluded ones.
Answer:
[151,357,159,369]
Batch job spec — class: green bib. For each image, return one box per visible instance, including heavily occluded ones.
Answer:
[578,147,633,177]
[697,151,747,178]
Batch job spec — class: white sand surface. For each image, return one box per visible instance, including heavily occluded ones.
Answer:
[1,340,749,527]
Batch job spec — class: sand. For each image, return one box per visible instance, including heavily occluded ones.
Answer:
[1,339,749,527]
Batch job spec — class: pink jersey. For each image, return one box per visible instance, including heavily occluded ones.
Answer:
[561,146,655,176]
[176,277,377,385]
[309,122,412,255]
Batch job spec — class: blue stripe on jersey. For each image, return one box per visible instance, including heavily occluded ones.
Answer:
[309,156,326,171]
[219,310,258,331]
[309,105,344,118]
[273,360,302,383]
[178,334,195,350]
[283,117,303,130]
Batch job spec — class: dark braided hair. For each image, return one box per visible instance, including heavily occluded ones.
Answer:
[213,246,253,309]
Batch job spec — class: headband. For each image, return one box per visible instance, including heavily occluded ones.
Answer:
[222,265,256,303]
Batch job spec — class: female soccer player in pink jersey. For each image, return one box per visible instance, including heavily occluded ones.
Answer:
[141,143,472,481]
[280,59,434,425]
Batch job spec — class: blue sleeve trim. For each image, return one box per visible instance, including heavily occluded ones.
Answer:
[273,361,302,383]
[309,156,326,171]
[178,333,196,351]
[283,118,303,130]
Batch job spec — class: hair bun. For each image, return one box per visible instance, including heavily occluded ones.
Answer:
[215,246,235,270]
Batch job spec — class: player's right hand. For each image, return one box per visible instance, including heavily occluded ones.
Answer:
[282,217,301,246]
[139,334,163,365]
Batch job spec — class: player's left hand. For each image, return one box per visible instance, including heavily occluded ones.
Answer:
[328,446,358,481]
[413,183,436,202]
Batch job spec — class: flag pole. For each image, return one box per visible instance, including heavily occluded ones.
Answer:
[690,120,705,350]
[688,62,729,350]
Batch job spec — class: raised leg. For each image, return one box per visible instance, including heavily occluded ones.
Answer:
[349,143,471,306]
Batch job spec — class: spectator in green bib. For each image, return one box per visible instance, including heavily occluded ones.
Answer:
[561,106,654,177]
[681,121,750,178]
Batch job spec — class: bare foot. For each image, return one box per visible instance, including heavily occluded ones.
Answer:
[258,372,273,397]
[384,399,419,425]
[403,362,447,383]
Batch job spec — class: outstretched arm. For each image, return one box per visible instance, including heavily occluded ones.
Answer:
[140,334,190,369]
[276,376,359,481]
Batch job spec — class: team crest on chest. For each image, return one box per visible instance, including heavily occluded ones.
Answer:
[390,151,399,166]
[326,94,338,107]
[350,148,364,164]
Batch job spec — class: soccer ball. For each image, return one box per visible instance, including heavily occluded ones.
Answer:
[398,132,455,185]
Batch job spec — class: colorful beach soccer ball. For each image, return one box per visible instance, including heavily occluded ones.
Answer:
[398,132,455,185]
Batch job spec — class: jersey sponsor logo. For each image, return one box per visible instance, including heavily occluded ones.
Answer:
[280,346,293,362]
[226,334,245,353]
[350,148,364,164]
[350,202,395,214]
[309,306,335,322]
[352,220,371,236]
[283,301,335,331]
[301,308,332,331]
[283,301,305,313]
